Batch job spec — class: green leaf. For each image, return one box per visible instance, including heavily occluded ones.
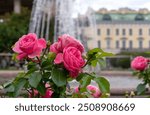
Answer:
[26,68,38,76]
[91,60,98,67]
[76,73,84,82]
[14,72,26,80]
[51,68,67,87]
[3,80,14,88]
[136,84,146,95]
[80,74,93,92]
[47,52,56,61]
[88,48,103,55]
[100,52,114,57]
[67,77,74,81]
[3,73,27,97]
[5,84,15,92]
[132,71,139,76]
[43,72,51,79]
[27,62,37,70]
[98,58,106,68]
[14,79,26,97]
[41,60,50,68]
[94,77,110,94]
[28,72,42,88]
[36,83,46,95]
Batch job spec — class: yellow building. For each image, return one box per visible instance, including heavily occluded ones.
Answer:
[84,8,150,53]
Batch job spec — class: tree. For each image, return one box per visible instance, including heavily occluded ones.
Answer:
[0,7,31,52]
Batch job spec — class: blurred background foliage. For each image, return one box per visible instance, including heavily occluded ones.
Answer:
[0,7,55,53]
[0,7,30,52]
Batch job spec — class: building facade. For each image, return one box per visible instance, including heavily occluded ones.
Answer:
[84,8,150,53]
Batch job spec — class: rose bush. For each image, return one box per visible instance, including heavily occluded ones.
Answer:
[131,56,150,96]
[2,33,113,98]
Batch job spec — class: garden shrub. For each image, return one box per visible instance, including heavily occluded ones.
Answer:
[117,58,131,69]
[0,7,31,52]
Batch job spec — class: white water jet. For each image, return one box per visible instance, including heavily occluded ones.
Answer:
[29,0,97,44]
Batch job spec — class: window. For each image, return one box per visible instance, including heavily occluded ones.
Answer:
[122,29,126,36]
[116,29,119,36]
[116,40,119,48]
[97,40,101,48]
[122,38,126,49]
[135,14,144,21]
[107,29,110,36]
[106,38,111,49]
[102,14,112,21]
[129,40,133,49]
[139,39,143,48]
[139,28,142,35]
[85,18,89,26]
[129,29,132,36]
[97,29,101,35]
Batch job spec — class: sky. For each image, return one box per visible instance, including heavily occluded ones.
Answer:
[75,0,150,13]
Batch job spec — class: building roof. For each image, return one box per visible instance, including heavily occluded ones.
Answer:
[95,13,150,22]
[96,20,150,24]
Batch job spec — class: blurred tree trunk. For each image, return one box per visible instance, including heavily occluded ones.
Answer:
[14,0,21,14]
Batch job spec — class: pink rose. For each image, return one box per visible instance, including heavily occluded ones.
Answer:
[55,47,85,78]
[63,47,85,77]
[13,33,46,60]
[74,87,79,93]
[50,34,84,53]
[50,34,85,78]
[86,85,101,98]
[74,85,101,98]
[131,56,148,71]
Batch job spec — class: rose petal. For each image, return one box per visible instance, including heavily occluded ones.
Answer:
[28,47,42,58]
[57,34,84,53]
[17,53,27,60]
[12,41,22,53]
[87,85,101,98]
[54,53,63,64]
[50,42,59,54]
[38,38,46,48]
[27,33,37,40]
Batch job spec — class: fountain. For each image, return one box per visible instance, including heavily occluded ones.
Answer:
[28,0,54,40]
[54,0,76,42]
[28,0,97,49]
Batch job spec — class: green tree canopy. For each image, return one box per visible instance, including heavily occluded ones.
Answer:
[0,7,31,52]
